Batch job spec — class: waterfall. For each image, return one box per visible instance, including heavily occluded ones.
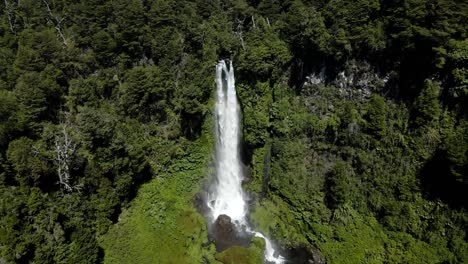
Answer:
[207,60,285,264]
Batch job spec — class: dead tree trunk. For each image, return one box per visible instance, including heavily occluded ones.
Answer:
[54,123,76,192]
[4,0,17,34]
[43,0,68,46]
[235,18,246,50]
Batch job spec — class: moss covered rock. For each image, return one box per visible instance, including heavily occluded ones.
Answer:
[215,237,265,264]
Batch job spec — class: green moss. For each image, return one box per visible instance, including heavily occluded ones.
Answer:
[215,238,265,264]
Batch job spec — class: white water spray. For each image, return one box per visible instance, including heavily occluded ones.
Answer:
[207,60,285,263]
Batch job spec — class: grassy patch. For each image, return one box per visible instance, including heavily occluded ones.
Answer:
[100,132,218,263]
[215,237,265,264]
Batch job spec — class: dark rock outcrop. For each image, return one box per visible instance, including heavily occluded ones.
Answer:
[211,214,253,252]
[281,245,325,264]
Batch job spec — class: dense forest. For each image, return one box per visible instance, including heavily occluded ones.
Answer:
[0,0,467,263]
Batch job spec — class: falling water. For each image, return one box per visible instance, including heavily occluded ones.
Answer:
[207,60,285,263]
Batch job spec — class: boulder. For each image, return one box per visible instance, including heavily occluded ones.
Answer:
[212,214,252,251]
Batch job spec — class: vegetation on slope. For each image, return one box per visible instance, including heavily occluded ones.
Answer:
[0,0,467,263]
[100,132,217,264]
[246,82,467,263]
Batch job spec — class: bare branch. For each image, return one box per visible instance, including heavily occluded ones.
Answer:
[235,17,246,50]
[175,53,188,89]
[4,0,17,34]
[43,0,68,46]
[54,115,78,192]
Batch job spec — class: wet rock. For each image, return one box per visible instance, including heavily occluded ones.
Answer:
[212,214,253,252]
[192,192,209,216]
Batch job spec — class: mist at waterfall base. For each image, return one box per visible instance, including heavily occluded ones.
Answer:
[205,60,285,264]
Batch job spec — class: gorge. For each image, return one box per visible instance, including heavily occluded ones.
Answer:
[207,60,285,263]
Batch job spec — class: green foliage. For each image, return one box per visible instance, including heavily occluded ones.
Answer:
[238,23,291,81]
[0,0,467,263]
[100,135,215,264]
[366,94,387,137]
[447,39,468,95]
[6,137,51,187]
[14,28,63,73]
[238,82,271,147]
[323,0,384,56]
[67,76,111,109]
[251,197,312,247]
[444,120,468,183]
[118,66,168,122]
[269,138,314,208]
[0,90,17,146]
[320,207,387,264]
[326,161,354,209]
[215,237,264,264]
[250,80,467,263]
[281,0,330,54]
[412,80,441,127]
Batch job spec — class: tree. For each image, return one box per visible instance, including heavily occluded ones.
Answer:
[445,120,468,183]
[118,66,168,122]
[6,137,50,187]
[324,0,384,57]
[366,94,387,137]
[446,39,468,110]
[14,66,64,133]
[43,0,69,46]
[282,0,330,55]
[13,28,63,73]
[326,161,353,210]
[238,19,291,81]
[412,80,440,127]
[0,90,18,147]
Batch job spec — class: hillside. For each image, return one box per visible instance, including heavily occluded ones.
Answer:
[0,0,467,263]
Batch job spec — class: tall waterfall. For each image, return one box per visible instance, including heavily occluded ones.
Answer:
[207,60,285,264]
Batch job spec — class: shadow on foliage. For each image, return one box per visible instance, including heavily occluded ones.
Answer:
[420,150,467,209]
[181,112,204,140]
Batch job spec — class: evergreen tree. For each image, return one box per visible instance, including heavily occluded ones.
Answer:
[412,80,441,127]
[366,94,387,137]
